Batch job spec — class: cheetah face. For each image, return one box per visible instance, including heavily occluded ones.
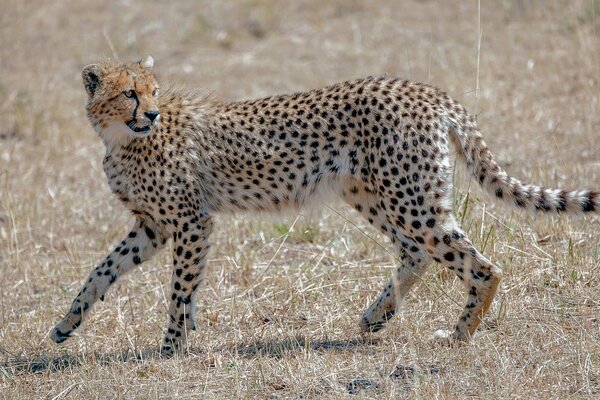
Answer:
[82,56,161,147]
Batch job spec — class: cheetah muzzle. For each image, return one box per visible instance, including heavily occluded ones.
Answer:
[126,119,152,133]
[51,56,600,357]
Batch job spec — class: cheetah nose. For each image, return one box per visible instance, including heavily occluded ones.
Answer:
[145,110,160,122]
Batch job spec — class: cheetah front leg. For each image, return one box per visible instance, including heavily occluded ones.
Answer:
[50,217,166,344]
[160,215,213,357]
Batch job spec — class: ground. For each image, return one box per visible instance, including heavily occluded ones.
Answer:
[0,0,599,398]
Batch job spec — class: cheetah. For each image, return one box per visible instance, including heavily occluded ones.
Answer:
[51,56,599,357]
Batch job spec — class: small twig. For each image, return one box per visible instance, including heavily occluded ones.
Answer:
[51,382,79,400]
[102,29,119,60]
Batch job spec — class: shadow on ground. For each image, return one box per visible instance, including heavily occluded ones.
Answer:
[0,336,380,375]
[232,336,381,359]
[0,348,161,375]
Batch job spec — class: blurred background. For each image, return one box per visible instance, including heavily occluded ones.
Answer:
[1,1,599,398]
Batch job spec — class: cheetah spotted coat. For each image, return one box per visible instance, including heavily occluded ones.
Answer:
[51,57,599,357]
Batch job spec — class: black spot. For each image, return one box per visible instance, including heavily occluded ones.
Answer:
[443,252,455,262]
[582,192,596,212]
[557,191,568,212]
[536,191,551,211]
[144,226,156,240]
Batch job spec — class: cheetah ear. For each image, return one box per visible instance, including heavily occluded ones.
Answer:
[82,64,102,97]
[141,55,154,69]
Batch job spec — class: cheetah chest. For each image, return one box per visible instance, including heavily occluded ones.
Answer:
[103,155,146,212]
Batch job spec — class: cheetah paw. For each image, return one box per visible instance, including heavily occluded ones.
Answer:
[160,346,175,358]
[431,329,454,345]
[359,318,381,333]
[359,309,396,333]
[431,329,470,346]
[50,326,73,343]
[160,338,184,358]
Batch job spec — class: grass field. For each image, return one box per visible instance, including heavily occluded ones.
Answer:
[1,0,599,398]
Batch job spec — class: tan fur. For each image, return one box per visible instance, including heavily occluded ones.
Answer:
[51,57,599,356]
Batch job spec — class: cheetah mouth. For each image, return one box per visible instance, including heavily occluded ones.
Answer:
[126,120,152,134]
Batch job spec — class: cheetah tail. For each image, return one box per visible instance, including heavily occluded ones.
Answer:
[445,110,599,214]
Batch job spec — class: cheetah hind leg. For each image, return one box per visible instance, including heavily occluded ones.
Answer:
[430,227,502,344]
[359,241,432,333]
[339,181,433,333]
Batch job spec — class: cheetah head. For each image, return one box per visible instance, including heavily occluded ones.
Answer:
[82,56,160,148]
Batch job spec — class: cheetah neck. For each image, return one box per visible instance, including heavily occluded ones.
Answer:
[98,121,153,152]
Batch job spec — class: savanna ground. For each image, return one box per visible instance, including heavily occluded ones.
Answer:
[1,0,599,398]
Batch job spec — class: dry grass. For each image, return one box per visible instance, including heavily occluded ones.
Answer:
[1,0,599,398]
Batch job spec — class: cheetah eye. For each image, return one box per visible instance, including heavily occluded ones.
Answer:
[123,90,135,98]
[152,88,159,97]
